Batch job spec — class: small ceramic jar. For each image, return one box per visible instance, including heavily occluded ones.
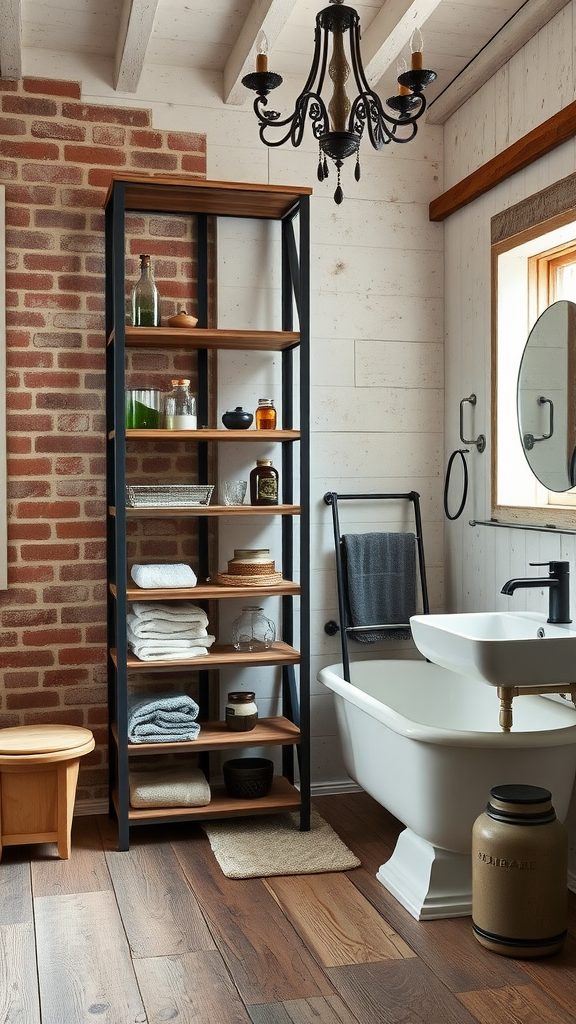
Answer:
[225,691,258,731]
[222,407,253,429]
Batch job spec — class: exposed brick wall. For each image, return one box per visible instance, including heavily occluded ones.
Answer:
[0,76,207,802]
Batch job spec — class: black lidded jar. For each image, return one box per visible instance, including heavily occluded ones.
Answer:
[472,784,568,958]
[250,459,279,505]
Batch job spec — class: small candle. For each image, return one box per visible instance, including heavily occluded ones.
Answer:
[410,28,424,70]
[397,57,410,96]
[256,30,268,73]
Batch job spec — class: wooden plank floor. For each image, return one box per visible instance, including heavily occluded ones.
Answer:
[0,791,575,1024]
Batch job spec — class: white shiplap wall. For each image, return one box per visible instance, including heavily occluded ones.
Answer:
[21,48,445,787]
[443,1,576,871]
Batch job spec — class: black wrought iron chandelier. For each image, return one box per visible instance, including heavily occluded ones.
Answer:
[242,0,436,204]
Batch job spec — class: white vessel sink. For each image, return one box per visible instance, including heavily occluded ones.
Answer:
[410,611,576,688]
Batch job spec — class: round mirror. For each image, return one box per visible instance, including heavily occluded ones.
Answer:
[517,299,576,491]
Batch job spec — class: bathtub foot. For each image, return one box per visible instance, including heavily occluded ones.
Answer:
[376,827,472,921]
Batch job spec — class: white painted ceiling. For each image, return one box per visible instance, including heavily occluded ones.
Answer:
[0,0,567,123]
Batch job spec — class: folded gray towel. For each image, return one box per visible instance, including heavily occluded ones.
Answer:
[342,532,416,643]
[127,692,201,742]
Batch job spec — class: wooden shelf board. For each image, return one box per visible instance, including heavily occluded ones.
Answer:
[125,428,300,441]
[111,716,301,755]
[111,580,300,601]
[110,640,300,670]
[114,504,301,518]
[107,174,312,220]
[121,326,300,351]
[113,776,302,823]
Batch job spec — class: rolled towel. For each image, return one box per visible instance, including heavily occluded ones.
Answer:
[127,612,209,640]
[131,601,209,627]
[129,766,210,808]
[127,692,201,742]
[131,563,198,589]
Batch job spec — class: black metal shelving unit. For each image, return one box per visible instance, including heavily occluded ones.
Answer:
[104,175,311,850]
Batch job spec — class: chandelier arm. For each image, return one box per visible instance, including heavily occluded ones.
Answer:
[253,93,329,149]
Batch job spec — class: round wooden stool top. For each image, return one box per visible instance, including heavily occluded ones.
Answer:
[0,725,95,764]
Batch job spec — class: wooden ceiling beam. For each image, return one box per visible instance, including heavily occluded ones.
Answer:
[0,0,22,80]
[223,0,298,106]
[114,0,160,93]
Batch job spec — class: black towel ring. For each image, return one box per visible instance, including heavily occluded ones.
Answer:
[444,448,469,520]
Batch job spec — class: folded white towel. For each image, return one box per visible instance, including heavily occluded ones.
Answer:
[131,563,198,589]
[131,601,209,627]
[129,766,211,808]
[129,639,211,662]
[128,623,214,648]
[127,612,208,640]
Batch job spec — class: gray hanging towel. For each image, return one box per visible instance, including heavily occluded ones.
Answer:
[342,532,417,643]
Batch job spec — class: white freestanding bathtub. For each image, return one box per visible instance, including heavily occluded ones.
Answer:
[318,659,576,920]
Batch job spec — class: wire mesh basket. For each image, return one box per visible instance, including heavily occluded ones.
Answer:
[126,484,214,507]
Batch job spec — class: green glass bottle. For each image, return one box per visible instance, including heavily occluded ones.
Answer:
[131,254,160,327]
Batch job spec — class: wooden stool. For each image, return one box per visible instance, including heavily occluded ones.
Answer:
[0,724,95,861]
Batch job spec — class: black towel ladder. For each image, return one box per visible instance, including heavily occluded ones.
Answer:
[323,491,430,682]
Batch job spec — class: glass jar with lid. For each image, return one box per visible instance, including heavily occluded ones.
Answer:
[163,379,197,429]
[250,459,279,505]
[231,606,276,651]
[255,398,277,429]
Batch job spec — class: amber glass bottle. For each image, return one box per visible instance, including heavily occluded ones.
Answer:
[255,398,277,429]
[250,459,279,505]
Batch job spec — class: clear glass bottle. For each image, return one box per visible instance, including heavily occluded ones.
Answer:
[231,606,276,651]
[255,398,277,429]
[225,691,259,731]
[163,379,197,429]
[131,254,160,327]
[250,459,279,505]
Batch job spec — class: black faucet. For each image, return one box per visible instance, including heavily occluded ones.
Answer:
[501,560,572,624]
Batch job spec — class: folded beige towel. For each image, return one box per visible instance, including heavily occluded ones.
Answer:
[129,766,211,808]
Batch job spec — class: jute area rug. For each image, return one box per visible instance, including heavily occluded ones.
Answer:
[202,805,361,879]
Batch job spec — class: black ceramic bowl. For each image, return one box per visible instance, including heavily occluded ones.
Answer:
[222,407,253,429]
[223,757,274,799]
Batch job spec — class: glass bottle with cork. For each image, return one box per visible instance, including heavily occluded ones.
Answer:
[255,398,277,430]
[163,379,197,429]
[131,254,160,327]
[250,459,279,505]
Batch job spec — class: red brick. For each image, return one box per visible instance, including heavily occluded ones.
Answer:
[59,563,105,581]
[0,117,26,135]
[61,604,106,624]
[25,293,82,310]
[44,668,89,687]
[7,350,54,367]
[8,457,52,476]
[0,80,18,92]
[180,156,207,176]
[8,565,55,586]
[2,650,55,670]
[64,144,126,167]
[6,206,30,226]
[92,125,125,146]
[1,140,60,160]
[3,672,40,688]
[87,168,116,188]
[0,631,17,647]
[35,436,102,454]
[167,131,206,152]
[2,609,57,627]
[0,159,18,178]
[32,120,86,141]
[6,311,47,327]
[55,522,104,541]
[54,457,86,475]
[8,481,50,498]
[37,390,97,408]
[130,129,163,149]
[2,96,58,116]
[58,352,103,370]
[22,163,83,183]
[58,647,105,666]
[21,543,80,562]
[62,102,150,126]
[6,691,59,709]
[35,209,87,229]
[130,151,178,171]
[7,437,32,455]
[57,273,103,293]
[24,78,81,99]
[42,585,90,603]
[6,228,54,250]
[8,524,51,541]
[60,188,105,209]
[23,627,81,646]
[17,500,81,519]
[7,271,53,290]
[7,390,33,409]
